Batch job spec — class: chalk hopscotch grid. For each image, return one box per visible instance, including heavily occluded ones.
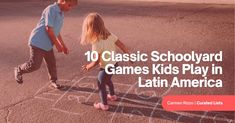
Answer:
[33,76,235,123]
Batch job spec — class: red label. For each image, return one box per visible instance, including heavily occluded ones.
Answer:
[162,95,235,111]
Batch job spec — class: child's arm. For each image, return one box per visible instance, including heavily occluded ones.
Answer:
[82,53,101,71]
[115,39,133,64]
[45,26,62,52]
[115,39,129,54]
[57,33,69,54]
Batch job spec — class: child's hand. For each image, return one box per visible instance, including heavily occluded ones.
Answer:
[82,64,89,71]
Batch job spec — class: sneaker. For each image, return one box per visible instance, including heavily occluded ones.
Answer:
[93,102,109,111]
[107,94,118,101]
[14,67,23,84]
[50,82,61,89]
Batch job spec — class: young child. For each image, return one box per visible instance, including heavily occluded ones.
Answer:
[81,12,131,111]
[14,0,78,89]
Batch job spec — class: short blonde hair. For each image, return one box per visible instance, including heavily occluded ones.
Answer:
[81,12,111,45]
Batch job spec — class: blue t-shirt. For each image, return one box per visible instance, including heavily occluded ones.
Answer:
[29,2,64,51]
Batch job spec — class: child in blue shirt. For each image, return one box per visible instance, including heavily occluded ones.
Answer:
[14,0,78,89]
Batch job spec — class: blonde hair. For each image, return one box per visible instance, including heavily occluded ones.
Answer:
[81,12,111,45]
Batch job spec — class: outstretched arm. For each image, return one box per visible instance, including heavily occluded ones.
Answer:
[82,53,101,71]
[115,39,133,63]
[115,39,129,54]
